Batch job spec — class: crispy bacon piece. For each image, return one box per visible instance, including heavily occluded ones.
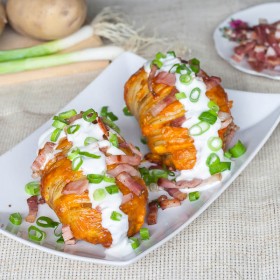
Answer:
[158,178,176,189]
[97,117,109,138]
[106,154,141,166]
[62,179,89,195]
[62,225,76,245]
[31,142,56,175]
[116,172,145,196]
[147,201,159,225]
[66,112,83,124]
[170,116,186,127]
[25,195,39,223]
[107,164,140,177]
[164,188,187,201]
[154,72,176,86]
[159,198,181,210]
[176,178,203,188]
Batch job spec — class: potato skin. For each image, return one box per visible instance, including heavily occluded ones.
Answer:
[6,0,87,40]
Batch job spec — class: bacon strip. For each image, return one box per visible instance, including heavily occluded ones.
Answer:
[97,117,109,138]
[66,112,82,124]
[62,179,89,195]
[116,172,145,196]
[62,225,76,245]
[121,193,133,205]
[106,154,141,166]
[25,195,39,223]
[159,198,181,210]
[147,201,159,225]
[176,178,202,189]
[170,116,186,127]
[107,164,140,177]
[31,142,56,175]
[154,72,176,86]
[164,188,187,201]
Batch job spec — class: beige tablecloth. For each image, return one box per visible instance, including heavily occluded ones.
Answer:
[0,0,279,279]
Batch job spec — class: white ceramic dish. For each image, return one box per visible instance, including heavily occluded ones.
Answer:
[0,52,279,266]
[213,2,280,80]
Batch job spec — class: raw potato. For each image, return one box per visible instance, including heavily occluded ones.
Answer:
[0,2,7,36]
[6,0,87,40]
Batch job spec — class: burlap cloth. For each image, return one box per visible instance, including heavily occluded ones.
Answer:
[0,0,279,279]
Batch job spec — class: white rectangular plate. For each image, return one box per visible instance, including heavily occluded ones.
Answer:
[0,52,279,266]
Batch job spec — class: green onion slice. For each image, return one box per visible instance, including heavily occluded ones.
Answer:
[93,188,106,201]
[123,106,132,116]
[155,52,166,60]
[169,63,180,73]
[52,116,68,124]
[67,124,80,134]
[208,100,219,112]
[207,137,223,152]
[84,137,98,146]
[209,161,231,175]
[130,237,140,249]
[72,156,83,171]
[56,236,64,244]
[36,216,59,228]
[206,153,220,167]
[189,121,210,136]
[140,228,150,240]
[87,174,104,184]
[228,140,246,158]
[151,59,163,68]
[224,151,232,159]
[110,211,122,221]
[175,92,187,100]
[25,181,40,196]
[100,106,108,117]
[141,136,147,144]
[180,74,192,85]
[198,111,217,125]
[105,185,119,194]
[50,128,62,142]
[102,117,120,133]
[176,64,191,75]
[28,226,46,242]
[59,109,77,120]
[52,120,67,129]
[189,58,200,74]
[67,148,80,161]
[9,213,22,226]
[103,176,115,183]
[189,87,201,102]
[189,191,200,201]
[82,109,97,123]
[167,50,176,57]
[79,151,101,159]
[109,133,119,148]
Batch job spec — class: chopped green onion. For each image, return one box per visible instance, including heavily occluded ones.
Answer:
[59,109,77,120]
[67,124,80,134]
[224,151,232,159]
[169,63,180,73]
[50,128,62,142]
[155,52,166,60]
[52,116,68,124]
[54,225,62,237]
[79,151,101,159]
[189,87,201,102]
[102,117,120,133]
[100,106,108,117]
[52,120,67,129]
[209,161,231,175]
[123,106,132,116]
[36,216,59,228]
[206,153,220,166]
[72,156,83,171]
[176,64,191,75]
[228,140,246,158]
[189,58,200,74]
[93,188,106,201]
[167,50,176,57]
[180,74,192,85]
[105,185,119,194]
[175,92,187,100]
[87,174,104,184]
[208,100,219,112]
[130,237,140,249]
[189,121,210,136]
[207,137,223,152]
[110,211,122,221]
[56,236,64,244]
[25,181,40,196]
[9,213,22,226]
[82,108,97,123]
[151,59,163,68]
[28,225,46,242]
[84,137,98,146]
[189,191,200,201]
[199,111,217,125]
[141,136,147,144]
[149,169,169,179]
[109,133,119,147]
[67,148,80,161]
[140,228,150,240]
[103,176,115,183]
